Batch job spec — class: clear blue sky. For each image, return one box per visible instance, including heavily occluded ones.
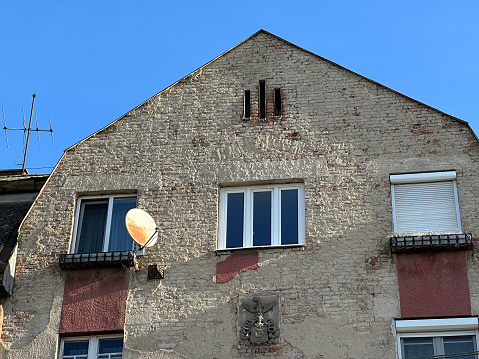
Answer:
[1,1,478,174]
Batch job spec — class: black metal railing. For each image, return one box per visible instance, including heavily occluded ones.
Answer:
[391,233,473,253]
[59,250,136,269]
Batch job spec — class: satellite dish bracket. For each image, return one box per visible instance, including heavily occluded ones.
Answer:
[138,227,159,251]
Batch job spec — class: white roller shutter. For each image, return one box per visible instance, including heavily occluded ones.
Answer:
[392,180,461,235]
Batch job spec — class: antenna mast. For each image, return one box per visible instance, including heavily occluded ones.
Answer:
[22,94,36,172]
[2,94,54,172]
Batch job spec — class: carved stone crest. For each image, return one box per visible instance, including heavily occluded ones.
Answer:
[238,296,280,345]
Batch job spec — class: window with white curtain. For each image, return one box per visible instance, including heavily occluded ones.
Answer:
[390,171,462,235]
[71,195,136,253]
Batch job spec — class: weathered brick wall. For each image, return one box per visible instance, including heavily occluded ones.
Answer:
[2,31,479,358]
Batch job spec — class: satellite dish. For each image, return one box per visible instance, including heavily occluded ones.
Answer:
[125,208,158,249]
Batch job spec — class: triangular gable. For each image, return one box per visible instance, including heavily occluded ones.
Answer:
[64,29,478,153]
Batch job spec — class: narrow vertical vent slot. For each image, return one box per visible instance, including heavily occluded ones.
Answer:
[259,80,266,119]
[274,88,281,117]
[244,90,251,118]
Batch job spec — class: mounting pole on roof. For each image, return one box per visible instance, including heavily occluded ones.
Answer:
[2,107,7,147]
[22,94,36,172]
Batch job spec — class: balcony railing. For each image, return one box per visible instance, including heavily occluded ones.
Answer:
[390,233,473,253]
[59,251,136,269]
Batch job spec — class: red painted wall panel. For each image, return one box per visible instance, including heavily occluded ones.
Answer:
[59,268,129,335]
[396,251,471,318]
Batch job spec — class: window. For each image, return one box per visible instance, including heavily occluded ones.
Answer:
[71,195,136,254]
[217,183,305,249]
[390,171,461,235]
[396,318,479,359]
[60,336,123,359]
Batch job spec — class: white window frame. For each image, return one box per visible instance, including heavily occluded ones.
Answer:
[60,335,123,359]
[71,194,137,254]
[217,183,305,250]
[390,171,462,235]
[396,317,479,359]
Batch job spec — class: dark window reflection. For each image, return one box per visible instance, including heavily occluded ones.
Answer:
[253,191,271,246]
[281,189,298,245]
[226,193,244,248]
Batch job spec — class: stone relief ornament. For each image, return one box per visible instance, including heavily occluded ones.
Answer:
[238,296,280,345]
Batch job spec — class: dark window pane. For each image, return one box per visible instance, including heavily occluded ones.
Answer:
[226,193,244,248]
[253,191,271,246]
[99,338,123,356]
[444,335,475,359]
[76,200,108,253]
[403,338,434,358]
[109,198,136,251]
[281,189,299,245]
[63,341,89,357]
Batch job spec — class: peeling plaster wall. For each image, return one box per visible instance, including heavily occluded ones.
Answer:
[2,31,479,358]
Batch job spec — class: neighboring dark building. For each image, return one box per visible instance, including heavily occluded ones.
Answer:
[0,170,48,296]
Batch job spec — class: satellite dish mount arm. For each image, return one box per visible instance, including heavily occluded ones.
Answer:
[138,227,159,251]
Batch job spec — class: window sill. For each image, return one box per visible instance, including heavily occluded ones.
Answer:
[59,251,136,269]
[216,244,305,255]
[390,233,472,253]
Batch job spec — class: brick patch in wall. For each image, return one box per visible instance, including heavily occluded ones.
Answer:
[216,252,259,284]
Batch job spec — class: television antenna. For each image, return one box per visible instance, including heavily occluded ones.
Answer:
[2,94,54,171]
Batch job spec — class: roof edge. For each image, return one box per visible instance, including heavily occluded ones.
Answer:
[64,30,267,153]
[18,155,62,233]
[257,30,477,141]
[64,29,479,151]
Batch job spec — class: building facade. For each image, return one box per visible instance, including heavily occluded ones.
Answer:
[1,30,479,358]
